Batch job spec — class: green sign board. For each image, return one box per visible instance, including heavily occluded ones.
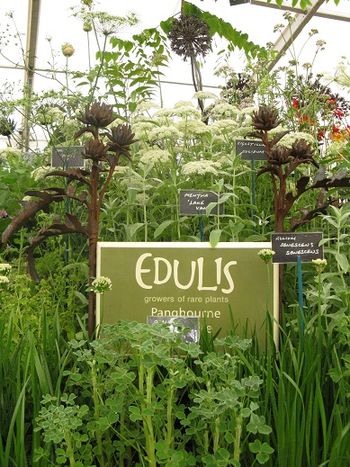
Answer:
[97,242,279,346]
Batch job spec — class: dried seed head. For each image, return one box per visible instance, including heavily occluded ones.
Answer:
[290,139,314,162]
[168,15,212,61]
[107,124,137,159]
[269,146,292,165]
[252,105,280,131]
[78,102,115,129]
[83,139,106,161]
[0,118,16,136]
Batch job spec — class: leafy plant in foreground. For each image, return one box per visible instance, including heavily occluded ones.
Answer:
[34,322,273,466]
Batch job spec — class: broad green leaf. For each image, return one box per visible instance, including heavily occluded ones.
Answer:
[335,252,349,273]
[209,229,222,248]
[154,220,175,239]
[124,222,144,240]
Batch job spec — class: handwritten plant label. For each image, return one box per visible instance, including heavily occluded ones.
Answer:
[97,242,279,347]
[51,146,85,169]
[272,232,323,263]
[236,139,267,161]
[179,190,223,216]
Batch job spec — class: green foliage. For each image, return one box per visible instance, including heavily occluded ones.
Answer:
[33,322,272,466]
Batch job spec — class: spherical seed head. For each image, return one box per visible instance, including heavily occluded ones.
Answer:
[252,105,280,131]
[83,21,92,32]
[168,15,212,61]
[61,42,75,57]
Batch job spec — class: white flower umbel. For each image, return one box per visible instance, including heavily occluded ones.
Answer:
[211,119,239,135]
[276,132,315,149]
[258,249,275,263]
[90,276,112,294]
[182,160,219,176]
[312,258,327,273]
[136,101,160,113]
[139,148,171,164]
[31,166,53,181]
[177,119,211,137]
[0,263,11,272]
[148,125,180,143]
[0,275,10,285]
[22,195,34,202]
[193,91,218,101]
[132,121,156,139]
[210,102,240,119]
[172,103,201,119]
[154,108,174,119]
[0,148,22,161]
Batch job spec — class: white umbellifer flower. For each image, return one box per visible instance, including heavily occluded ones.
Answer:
[0,275,10,285]
[276,132,315,149]
[90,276,112,294]
[136,101,159,112]
[233,126,254,138]
[182,160,219,176]
[148,125,180,142]
[193,91,218,100]
[240,106,257,115]
[154,108,174,118]
[31,166,53,181]
[177,119,211,136]
[210,102,240,119]
[0,263,11,272]
[334,62,350,88]
[211,119,239,134]
[174,101,193,108]
[172,103,201,119]
[258,249,275,263]
[132,121,156,139]
[139,148,171,164]
[0,148,21,161]
[173,107,202,119]
[312,258,327,273]
[22,195,34,202]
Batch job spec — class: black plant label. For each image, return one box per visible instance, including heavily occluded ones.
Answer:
[272,232,323,263]
[179,190,223,216]
[236,139,267,161]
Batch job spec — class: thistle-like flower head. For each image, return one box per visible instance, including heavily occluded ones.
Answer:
[107,124,137,159]
[83,139,106,161]
[168,15,212,61]
[252,105,280,131]
[78,102,115,129]
[269,146,292,165]
[290,139,315,163]
[0,118,16,136]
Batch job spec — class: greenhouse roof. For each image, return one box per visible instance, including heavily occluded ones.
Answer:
[1,0,350,147]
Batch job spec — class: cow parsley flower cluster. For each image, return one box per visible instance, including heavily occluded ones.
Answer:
[89,276,112,294]
[182,160,219,176]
